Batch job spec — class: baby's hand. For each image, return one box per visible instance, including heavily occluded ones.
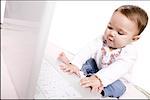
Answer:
[59,63,80,77]
[80,75,103,93]
[58,52,70,64]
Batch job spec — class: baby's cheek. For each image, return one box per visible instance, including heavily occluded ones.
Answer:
[114,39,122,47]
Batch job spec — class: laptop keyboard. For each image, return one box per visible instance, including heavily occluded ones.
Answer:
[34,58,83,99]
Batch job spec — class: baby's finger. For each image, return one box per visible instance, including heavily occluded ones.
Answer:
[68,69,74,75]
[59,67,65,70]
[80,78,92,87]
[57,52,65,61]
[80,77,89,83]
[98,86,104,93]
[63,67,70,72]
[75,70,81,77]
[59,64,66,69]
[62,67,70,73]
[81,82,92,88]
[57,53,62,59]
[91,87,99,92]
[59,52,64,57]
[59,63,65,66]
[59,63,70,72]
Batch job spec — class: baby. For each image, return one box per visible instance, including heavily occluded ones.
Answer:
[58,5,148,98]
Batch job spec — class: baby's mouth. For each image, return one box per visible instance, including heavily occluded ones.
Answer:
[104,37,117,49]
[103,36,113,45]
[103,37,107,44]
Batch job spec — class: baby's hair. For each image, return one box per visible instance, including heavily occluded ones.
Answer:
[114,5,148,35]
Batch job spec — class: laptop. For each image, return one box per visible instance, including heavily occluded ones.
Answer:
[34,47,102,99]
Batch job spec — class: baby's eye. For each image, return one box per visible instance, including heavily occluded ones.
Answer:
[107,26,113,30]
[118,32,124,35]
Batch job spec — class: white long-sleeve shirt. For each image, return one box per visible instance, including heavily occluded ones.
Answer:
[71,36,137,87]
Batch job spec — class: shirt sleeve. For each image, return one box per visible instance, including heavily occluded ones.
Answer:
[71,37,102,69]
[95,44,137,87]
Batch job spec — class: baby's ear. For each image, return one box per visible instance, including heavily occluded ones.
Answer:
[132,35,140,41]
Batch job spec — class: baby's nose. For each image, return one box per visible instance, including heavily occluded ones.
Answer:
[110,31,116,37]
[107,31,116,41]
[108,36,114,41]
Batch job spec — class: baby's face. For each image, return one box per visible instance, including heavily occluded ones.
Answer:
[103,12,139,49]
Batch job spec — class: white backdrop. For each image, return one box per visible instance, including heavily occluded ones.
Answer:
[48,1,150,93]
